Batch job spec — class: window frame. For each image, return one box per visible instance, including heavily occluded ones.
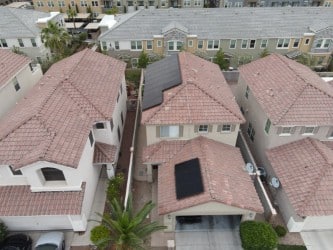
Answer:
[198,125,208,133]
[241,39,248,49]
[264,119,271,134]
[229,39,236,49]
[245,85,250,99]
[94,122,105,129]
[207,40,220,50]
[188,40,193,47]
[31,38,37,47]
[249,39,256,49]
[160,125,180,138]
[197,40,203,49]
[293,38,300,48]
[115,41,120,50]
[302,126,315,135]
[131,40,143,51]
[221,124,231,133]
[260,39,268,49]
[18,38,24,47]
[157,40,162,47]
[168,40,183,51]
[41,167,65,181]
[280,126,293,136]
[9,166,22,176]
[13,77,20,92]
[89,131,94,146]
[146,40,153,50]
[247,122,255,142]
[277,38,290,49]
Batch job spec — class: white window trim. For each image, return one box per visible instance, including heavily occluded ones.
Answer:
[229,39,236,49]
[304,38,310,45]
[160,125,179,138]
[130,40,143,51]
[188,40,193,47]
[197,40,203,49]
[221,124,231,133]
[157,40,162,47]
[241,39,248,49]
[276,38,290,49]
[249,39,256,49]
[146,40,153,50]
[207,40,220,50]
[292,38,300,48]
[279,126,293,136]
[302,126,316,135]
[260,39,268,49]
[198,125,209,133]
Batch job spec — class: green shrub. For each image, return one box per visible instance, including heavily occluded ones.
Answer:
[0,222,8,243]
[240,220,278,250]
[278,244,307,250]
[125,69,141,88]
[106,173,124,203]
[90,225,110,250]
[274,225,287,237]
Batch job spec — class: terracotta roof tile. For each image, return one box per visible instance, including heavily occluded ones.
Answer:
[0,49,31,87]
[93,142,117,164]
[0,49,126,169]
[143,137,263,215]
[142,52,244,125]
[0,183,85,216]
[266,138,333,217]
[239,54,333,126]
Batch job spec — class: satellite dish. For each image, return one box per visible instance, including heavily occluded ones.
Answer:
[270,177,280,188]
[245,163,254,173]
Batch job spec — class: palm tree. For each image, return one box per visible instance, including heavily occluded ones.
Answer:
[66,8,77,34]
[41,21,71,59]
[91,195,166,250]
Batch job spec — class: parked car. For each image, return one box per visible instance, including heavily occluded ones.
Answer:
[1,233,32,250]
[35,232,65,250]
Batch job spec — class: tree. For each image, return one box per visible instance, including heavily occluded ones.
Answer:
[67,8,77,33]
[138,51,149,68]
[41,21,71,59]
[91,195,166,250]
[213,48,229,70]
[105,6,119,15]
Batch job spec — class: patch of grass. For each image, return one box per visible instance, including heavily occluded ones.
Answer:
[278,244,307,250]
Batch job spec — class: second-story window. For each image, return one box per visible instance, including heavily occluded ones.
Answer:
[10,166,22,176]
[247,122,255,142]
[229,39,236,49]
[58,0,65,6]
[41,167,65,181]
[315,39,331,49]
[13,77,20,92]
[197,40,203,49]
[131,40,142,50]
[157,40,162,47]
[249,39,256,49]
[260,39,268,48]
[264,119,271,134]
[277,38,290,49]
[94,122,105,129]
[188,40,193,47]
[0,39,8,47]
[18,39,24,47]
[160,125,179,138]
[115,41,120,50]
[184,0,191,6]
[168,41,182,51]
[31,38,37,47]
[81,0,87,6]
[241,39,248,49]
[101,41,107,51]
[146,40,153,50]
[198,125,208,133]
[92,0,98,6]
[293,38,300,48]
[207,40,219,50]
[301,126,318,135]
[89,131,94,146]
[245,85,250,99]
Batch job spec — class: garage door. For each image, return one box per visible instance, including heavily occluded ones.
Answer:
[175,215,242,250]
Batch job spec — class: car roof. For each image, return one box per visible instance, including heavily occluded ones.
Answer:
[35,232,64,247]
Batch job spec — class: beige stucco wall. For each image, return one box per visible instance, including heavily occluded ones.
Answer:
[145,123,240,146]
[0,63,42,119]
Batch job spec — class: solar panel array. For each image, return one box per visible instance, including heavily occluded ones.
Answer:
[175,158,204,200]
[142,54,182,110]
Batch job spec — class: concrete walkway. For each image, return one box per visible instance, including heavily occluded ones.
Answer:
[301,231,333,250]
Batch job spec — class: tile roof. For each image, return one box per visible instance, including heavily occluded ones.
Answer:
[143,136,263,215]
[0,7,49,38]
[0,50,31,88]
[239,54,333,126]
[266,138,333,217]
[0,183,85,216]
[142,52,244,125]
[93,142,117,164]
[99,7,333,41]
[0,49,126,169]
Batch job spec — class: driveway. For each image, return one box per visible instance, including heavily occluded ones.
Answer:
[301,231,333,250]
[175,215,242,250]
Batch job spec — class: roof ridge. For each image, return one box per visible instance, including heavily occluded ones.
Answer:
[297,138,330,215]
[8,8,38,36]
[190,81,244,123]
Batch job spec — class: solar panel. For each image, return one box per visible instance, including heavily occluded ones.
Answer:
[142,54,182,110]
[175,158,204,200]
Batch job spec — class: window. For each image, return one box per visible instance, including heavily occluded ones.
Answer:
[31,38,37,47]
[117,126,121,141]
[94,122,105,129]
[222,124,231,132]
[197,40,203,49]
[117,92,120,102]
[161,0,166,6]
[291,1,299,6]
[188,40,193,47]
[264,119,271,134]
[92,0,98,6]
[324,1,331,6]
[37,1,44,6]
[121,111,124,125]
[146,40,153,50]
[18,39,24,47]
[0,39,8,47]
[80,0,87,6]
[157,40,162,47]
[101,41,107,51]
[249,39,256,49]
[235,1,242,6]
[328,130,333,138]
[260,39,268,48]
[71,0,75,6]
[302,126,316,134]
[194,0,201,6]
[245,85,250,99]
[277,38,290,48]
[149,0,154,6]
[110,119,114,131]
[225,1,232,7]
[13,78,20,92]
[207,40,219,50]
[241,39,248,49]
[168,41,182,51]
[89,131,94,146]
[160,126,179,138]
[293,38,300,48]
[198,125,208,133]
[131,58,138,68]
[280,126,293,135]
[10,166,22,176]
[131,40,142,50]
[247,122,255,142]
[229,39,236,49]
[115,41,119,50]
[184,0,191,6]
[305,38,310,45]
[315,39,331,49]
[47,1,55,6]
[41,167,65,181]
[58,0,65,6]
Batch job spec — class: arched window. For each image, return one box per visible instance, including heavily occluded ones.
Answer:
[168,41,183,51]
[41,167,65,181]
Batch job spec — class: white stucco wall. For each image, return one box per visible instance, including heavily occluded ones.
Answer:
[145,124,240,146]
[0,63,42,119]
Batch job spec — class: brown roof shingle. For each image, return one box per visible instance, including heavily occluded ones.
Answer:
[94,142,117,164]
[239,54,333,126]
[0,49,31,87]
[142,52,244,125]
[0,49,126,169]
[266,138,333,217]
[144,136,263,215]
[0,183,85,216]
